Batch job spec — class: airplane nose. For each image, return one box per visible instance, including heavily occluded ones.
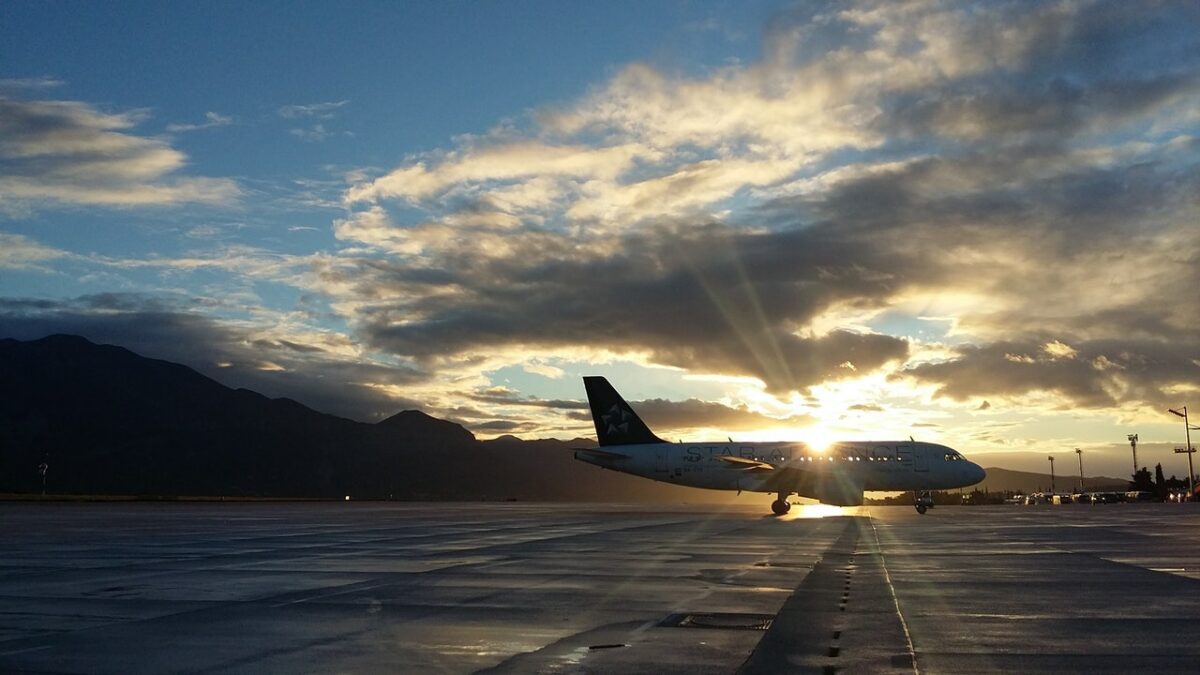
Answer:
[970,463,987,485]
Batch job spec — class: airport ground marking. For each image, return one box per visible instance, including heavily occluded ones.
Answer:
[868,516,919,675]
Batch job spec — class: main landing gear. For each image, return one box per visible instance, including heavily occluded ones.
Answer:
[771,492,791,516]
[914,490,934,514]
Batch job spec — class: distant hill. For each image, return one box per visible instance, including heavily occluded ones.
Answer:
[5,334,1136,504]
[977,467,1129,494]
[0,334,740,503]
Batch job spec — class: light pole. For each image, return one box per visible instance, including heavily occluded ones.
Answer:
[1048,455,1056,493]
[1168,406,1196,500]
[1127,433,1138,478]
[1075,448,1084,493]
[38,460,48,496]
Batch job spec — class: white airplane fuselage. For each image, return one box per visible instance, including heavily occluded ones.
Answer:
[575,376,986,511]
[575,440,986,504]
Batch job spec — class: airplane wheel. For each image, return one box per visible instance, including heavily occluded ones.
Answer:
[915,505,927,514]
[771,499,790,516]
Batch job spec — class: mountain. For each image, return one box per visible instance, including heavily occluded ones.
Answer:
[0,334,739,503]
[977,467,1129,494]
[10,334,1138,504]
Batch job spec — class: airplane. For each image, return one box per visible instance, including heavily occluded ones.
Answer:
[574,376,986,515]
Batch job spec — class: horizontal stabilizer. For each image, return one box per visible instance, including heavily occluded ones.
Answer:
[573,448,630,460]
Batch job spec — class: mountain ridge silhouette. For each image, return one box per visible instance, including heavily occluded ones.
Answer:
[0,334,738,503]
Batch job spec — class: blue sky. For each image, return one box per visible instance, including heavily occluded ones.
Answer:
[3,1,1199,479]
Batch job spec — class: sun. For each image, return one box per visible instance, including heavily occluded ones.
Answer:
[804,426,839,453]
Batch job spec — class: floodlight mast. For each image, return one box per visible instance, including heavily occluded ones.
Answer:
[1127,433,1138,478]
[1168,406,1195,499]
[1048,455,1056,493]
[1075,448,1084,493]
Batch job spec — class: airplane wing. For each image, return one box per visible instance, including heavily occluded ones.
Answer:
[719,457,865,506]
[717,455,777,472]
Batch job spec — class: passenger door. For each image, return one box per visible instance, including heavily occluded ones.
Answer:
[913,445,929,473]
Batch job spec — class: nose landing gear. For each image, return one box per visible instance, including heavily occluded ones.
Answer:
[914,490,934,514]
[771,492,791,516]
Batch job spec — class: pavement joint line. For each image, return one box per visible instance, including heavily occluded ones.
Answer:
[268,580,397,608]
[0,644,52,657]
[868,515,919,675]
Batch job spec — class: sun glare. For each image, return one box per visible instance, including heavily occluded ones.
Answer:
[803,426,838,453]
[790,503,845,519]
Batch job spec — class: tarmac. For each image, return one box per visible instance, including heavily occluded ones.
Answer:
[0,501,1198,674]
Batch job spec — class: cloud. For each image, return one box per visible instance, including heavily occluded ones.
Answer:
[344,142,656,206]
[324,218,912,392]
[469,386,815,435]
[0,294,427,421]
[630,397,817,433]
[899,336,1200,411]
[0,233,69,270]
[0,76,65,90]
[469,387,588,411]
[0,97,239,208]
[277,100,350,119]
[848,403,883,413]
[290,125,330,142]
[277,101,351,143]
[166,112,234,133]
[323,0,1197,413]
[10,0,1191,431]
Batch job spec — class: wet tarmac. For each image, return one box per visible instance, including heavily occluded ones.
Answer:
[0,501,1198,673]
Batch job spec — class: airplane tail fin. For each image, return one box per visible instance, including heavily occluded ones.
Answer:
[583,376,665,447]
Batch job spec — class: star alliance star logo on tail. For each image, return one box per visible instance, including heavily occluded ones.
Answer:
[602,403,633,436]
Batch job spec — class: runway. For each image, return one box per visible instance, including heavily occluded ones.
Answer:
[1,502,1198,673]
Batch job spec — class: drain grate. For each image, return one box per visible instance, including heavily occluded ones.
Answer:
[659,612,775,631]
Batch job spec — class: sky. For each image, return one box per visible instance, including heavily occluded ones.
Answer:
[2,0,1199,479]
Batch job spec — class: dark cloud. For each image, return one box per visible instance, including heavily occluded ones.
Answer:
[472,420,527,431]
[887,71,1200,143]
[0,96,237,207]
[631,398,816,433]
[900,337,1200,410]
[304,0,1200,413]
[330,129,1197,404]
[468,387,815,434]
[848,404,883,413]
[334,221,911,394]
[1017,2,1200,79]
[0,294,427,421]
[876,2,1200,143]
[9,0,1196,426]
[470,388,588,410]
[251,338,327,354]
